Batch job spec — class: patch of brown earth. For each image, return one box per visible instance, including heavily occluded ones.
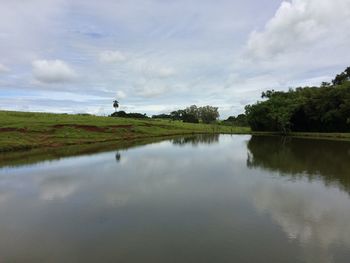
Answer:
[0,127,27,132]
[52,124,133,132]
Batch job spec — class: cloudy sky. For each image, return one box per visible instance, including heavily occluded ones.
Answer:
[1,0,350,117]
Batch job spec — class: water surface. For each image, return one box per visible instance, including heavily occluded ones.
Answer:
[0,135,350,262]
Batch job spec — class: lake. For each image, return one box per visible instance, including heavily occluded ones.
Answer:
[0,134,350,262]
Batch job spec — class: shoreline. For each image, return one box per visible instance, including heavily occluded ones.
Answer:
[0,131,248,153]
[1,110,350,154]
[0,110,249,152]
[251,131,350,142]
[1,131,350,168]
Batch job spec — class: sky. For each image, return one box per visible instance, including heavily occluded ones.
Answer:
[1,0,350,118]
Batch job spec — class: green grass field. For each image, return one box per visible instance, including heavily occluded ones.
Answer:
[0,110,250,152]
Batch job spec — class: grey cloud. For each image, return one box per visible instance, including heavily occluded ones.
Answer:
[0,64,10,73]
[133,82,169,98]
[127,59,176,78]
[32,60,77,84]
[99,50,127,63]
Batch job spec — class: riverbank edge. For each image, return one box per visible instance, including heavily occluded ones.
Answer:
[2,130,350,154]
[1,131,350,168]
[0,133,240,168]
[0,130,248,153]
[0,110,249,153]
[252,131,350,141]
[1,110,350,153]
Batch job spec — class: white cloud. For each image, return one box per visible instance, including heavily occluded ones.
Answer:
[116,90,127,99]
[130,59,176,78]
[32,59,76,84]
[134,81,168,98]
[246,0,350,59]
[156,67,176,78]
[222,0,350,116]
[99,50,127,63]
[0,63,10,73]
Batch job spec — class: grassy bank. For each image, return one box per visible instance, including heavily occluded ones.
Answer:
[0,111,249,152]
[0,136,176,168]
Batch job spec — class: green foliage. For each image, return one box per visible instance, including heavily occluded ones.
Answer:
[199,106,219,124]
[182,112,199,123]
[223,114,248,127]
[332,67,350,85]
[170,110,185,120]
[245,67,350,133]
[152,114,172,119]
[169,105,219,123]
[113,100,119,111]
[111,111,148,119]
[183,105,200,123]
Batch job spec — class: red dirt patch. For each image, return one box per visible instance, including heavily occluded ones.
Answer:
[53,124,106,132]
[0,127,27,133]
[52,124,133,132]
[0,124,134,134]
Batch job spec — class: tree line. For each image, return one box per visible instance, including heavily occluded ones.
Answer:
[245,67,350,133]
[110,104,220,124]
[152,105,219,124]
[222,114,248,127]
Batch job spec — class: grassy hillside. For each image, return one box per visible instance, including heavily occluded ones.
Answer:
[0,111,249,152]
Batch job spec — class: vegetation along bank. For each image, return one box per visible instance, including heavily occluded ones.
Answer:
[0,110,249,152]
[245,67,350,133]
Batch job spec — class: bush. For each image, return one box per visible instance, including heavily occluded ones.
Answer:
[182,113,199,123]
[152,114,172,119]
[110,111,148,119]
[223,114,248,126]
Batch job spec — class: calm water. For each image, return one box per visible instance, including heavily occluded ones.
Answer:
[0,135,350,263]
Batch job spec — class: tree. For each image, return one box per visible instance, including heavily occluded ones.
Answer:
[224,114,248,126]
[152,114,172,119]
[321,82,331,87]
[110,111,149,119]
[182,113,199,123]
[345,67,350,77]
[332,67,350,85]
[168,105,220,123]
[245,67,350,133]
[185,105,200,119]
[261,90,275,99]
[183,105,200,123]
[113,100,119,112]
[199,105,219,123]
[170,110,185,120]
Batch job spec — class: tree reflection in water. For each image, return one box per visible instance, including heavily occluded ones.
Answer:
[115,152,121,163]
[172,134,219,147]
[247,135,350,193]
